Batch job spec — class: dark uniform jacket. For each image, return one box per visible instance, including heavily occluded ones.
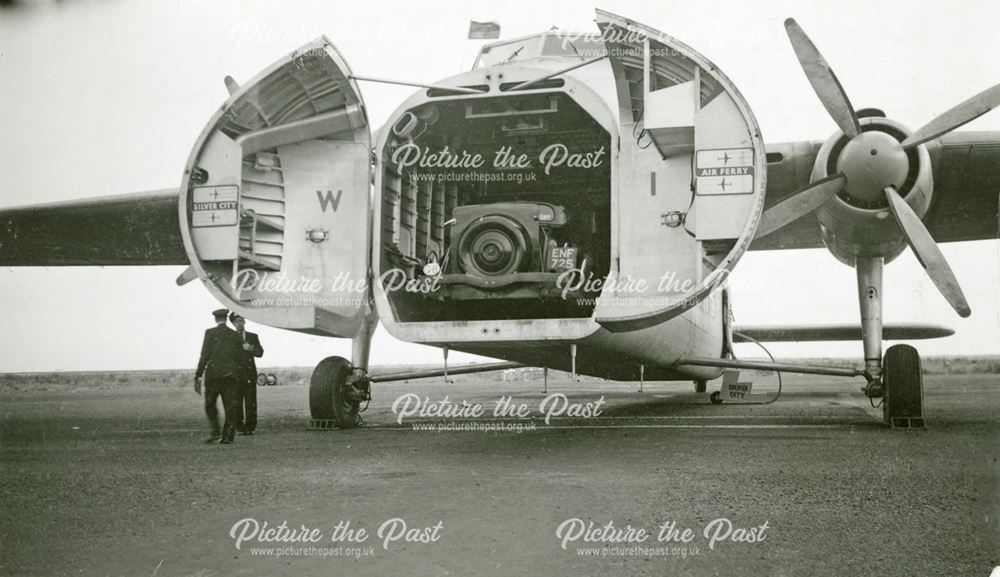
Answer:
[196,324,244,381]
[235,331,264,385]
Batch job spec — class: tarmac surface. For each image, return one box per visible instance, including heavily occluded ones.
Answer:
[1,371,997,577]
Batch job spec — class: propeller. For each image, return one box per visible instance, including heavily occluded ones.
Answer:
[900,83,1000,149]
[756,173,845,238]
[784,19,861,138]
[883,187,971,317]
[764,18,992,318]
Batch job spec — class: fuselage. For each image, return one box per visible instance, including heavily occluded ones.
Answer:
[177,24,765,383]
[371,32,736,381]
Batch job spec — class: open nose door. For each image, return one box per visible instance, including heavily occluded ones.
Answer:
[179,37,373,338]
[592,10,767,332]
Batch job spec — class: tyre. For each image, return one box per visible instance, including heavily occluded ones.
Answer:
[882,344,924,428]
[694,380,707,393]
[266,373,278,386]
[710,391,722,405]
[256,374,267,387]
[309,356,359,428]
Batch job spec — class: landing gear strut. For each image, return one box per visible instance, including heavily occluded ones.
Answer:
[856,257,924,428]
[309,307,377,428]
[856,257,885,399]
[694,380,707,393]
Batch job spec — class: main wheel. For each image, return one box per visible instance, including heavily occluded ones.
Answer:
[309,356,360,428]
[882,344,924,428]
[694,380,707,393]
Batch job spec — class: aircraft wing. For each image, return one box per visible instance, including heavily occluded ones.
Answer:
[733,323,954,342]
[0,190,188,266]
[751,131,1000,251]
[1,131,994,264]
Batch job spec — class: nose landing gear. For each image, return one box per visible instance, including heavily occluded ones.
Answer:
[862,344,924,428]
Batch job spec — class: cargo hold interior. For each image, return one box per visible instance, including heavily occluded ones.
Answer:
[379,91,612,322]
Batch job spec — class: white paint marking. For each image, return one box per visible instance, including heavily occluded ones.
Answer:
[365,423,845,430]
[549,415,850,420]
[106,429,204,434]
[544,424,842,430]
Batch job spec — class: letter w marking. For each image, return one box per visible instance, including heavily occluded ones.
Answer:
[316,189,344,212]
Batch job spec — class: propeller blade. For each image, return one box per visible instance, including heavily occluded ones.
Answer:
[755,173,846,238]
[883,187,971,317]
[901,83,1000,149]
[784,18,862,138]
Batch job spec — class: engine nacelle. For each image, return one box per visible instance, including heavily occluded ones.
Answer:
[811,116,934,266]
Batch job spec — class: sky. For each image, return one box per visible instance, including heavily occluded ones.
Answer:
[0,0,998,372]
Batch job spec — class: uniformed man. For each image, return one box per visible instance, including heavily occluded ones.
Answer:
[194,308,243,444]
[229,312,263,435]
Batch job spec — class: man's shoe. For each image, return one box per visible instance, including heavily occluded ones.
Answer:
[203,434,221,443]
[220,438,233,444]
[238,430,254,436]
